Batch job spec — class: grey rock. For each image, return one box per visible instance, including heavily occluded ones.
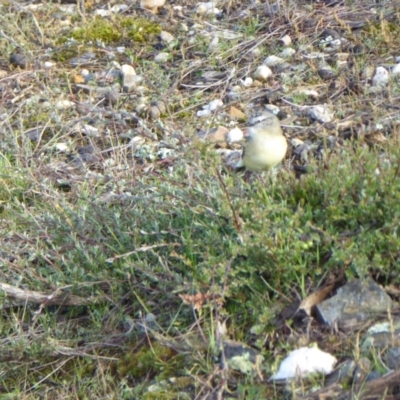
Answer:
[315,279,392,329]
[10,53,29,69]
[160,31,174,44]
[79,152,100,163]
[361,330,400,349]
[221,340,263,377]
[351,44,364,54]
[320,29,341,42]
[154,52,170,63]
[264,55,285,67]
[276,62,291,73]
[105,89,121,104]
[366,370,382,381]
[385,347,400,370]
[318,67,335,80]
[148,105,161,120]
[353,358,371,384]
[307,105,334,123]
[123,75,142,93]
[148,100,166,119]
[77,145,95,155]
[74,84,93,94]
[325,359,356,386]
[25,128,41,141]
[121,64,141,93]
[293,140,314,162]
[69,52,96,67]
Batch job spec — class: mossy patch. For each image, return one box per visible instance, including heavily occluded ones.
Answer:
[117,341,181,379]
[69,16,161,44]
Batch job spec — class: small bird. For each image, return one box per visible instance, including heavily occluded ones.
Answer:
[236,111,288,172]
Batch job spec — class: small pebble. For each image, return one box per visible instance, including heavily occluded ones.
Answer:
[279,35,292,46]
[264,55,285,67]
[280,48,296,59]
[372,66,389,86]
[226,127,244,144]
[105,89,121,105]
[240,77,253,87]
[160,31,175,44]
[154,52,170,63]
[44,61,55,69]
[55,100,75,109]
[308,105,334,123]
[254,65,272,81]
[392,63,400,75]
[54,143,69,152]
[10,53,28,69]
[196,2,220,15]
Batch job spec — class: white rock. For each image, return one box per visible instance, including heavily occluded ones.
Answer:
[264,55,285,67]
[372,66,389,86]
[44,61,55,69]
[196,2,220,14]
[271,347,337,380]
[302,52,328,60]
[295,89,319,98]
[82,124,100,137]
[208,37,219,51]
[392,63,400,75]
[361,65,375,80]
[279,35,292,46]
[280,48,296,59]
[141,0,166,12]
[54,143,69,152]
[213,29,242,40]
[308,105,334,123]
[240,77,253,87]
[160,31,175,43]
[196,3,208,14]
[154,52,170,63]
[197,109,211,117]
[291,138,304,148]
[324,39,341,51]
[102,158,116,168]
[55,100,75,110]
[136,102,148,114]
[197,99,223,117]
[116,47,126,54]
[26,4,43,10]
[111,4,128,12]
[178,22,189,32]
[226,127,244,144]
[111,60,121,69]
[95,9,112,16]
[59,4,78,14]
[190,23,203,32]
[73,122,100,137]
[121,64,136,76]
[249,47,261,58]
[254,65,272,81]
[336,53,350,61]
[208,99,223,111]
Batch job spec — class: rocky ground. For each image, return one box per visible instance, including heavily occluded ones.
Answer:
[1,0,400,398]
